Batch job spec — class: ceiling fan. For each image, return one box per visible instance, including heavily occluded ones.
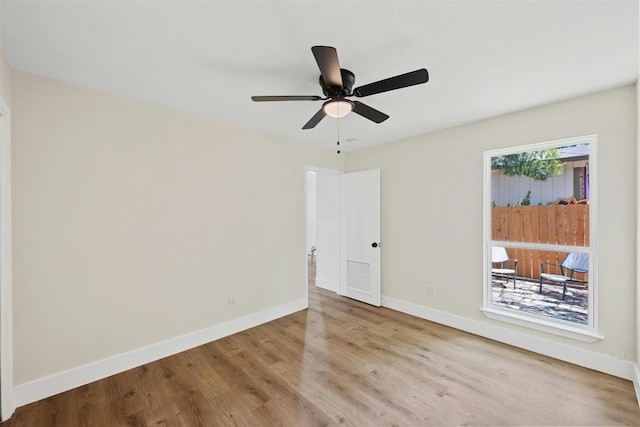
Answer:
[251,46,429,129]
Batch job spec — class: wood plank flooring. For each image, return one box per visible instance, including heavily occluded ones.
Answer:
[4,262,640,425]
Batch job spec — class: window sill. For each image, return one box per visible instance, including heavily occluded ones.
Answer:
[480,307,604,343]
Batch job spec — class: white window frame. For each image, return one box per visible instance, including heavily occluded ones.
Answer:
[481,135,602,343]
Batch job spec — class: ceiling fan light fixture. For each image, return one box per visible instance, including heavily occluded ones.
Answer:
[323,99,353,118]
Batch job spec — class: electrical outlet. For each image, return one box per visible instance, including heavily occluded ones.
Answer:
[228,295,237,308]
[613,350,626,360]
[427,286,435,298]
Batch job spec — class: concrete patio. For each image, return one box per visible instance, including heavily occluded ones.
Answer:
[491,278,588,325]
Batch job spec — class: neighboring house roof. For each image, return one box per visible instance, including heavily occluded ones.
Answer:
[557,145,589,162]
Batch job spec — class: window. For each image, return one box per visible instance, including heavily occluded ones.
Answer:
[482,135,601,342]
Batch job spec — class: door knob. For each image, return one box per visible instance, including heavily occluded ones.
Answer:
[372,242,380,248]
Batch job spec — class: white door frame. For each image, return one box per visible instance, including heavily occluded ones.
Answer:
[0,96,14,421]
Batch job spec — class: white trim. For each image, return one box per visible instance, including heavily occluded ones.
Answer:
[382,295,635,381]
[304,165,343,176]
[480,307,603,342]
[14,298,307,407]
[484,134,598,158]
[0,97,13,422]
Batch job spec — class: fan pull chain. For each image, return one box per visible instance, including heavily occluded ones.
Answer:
[336,112,341,154]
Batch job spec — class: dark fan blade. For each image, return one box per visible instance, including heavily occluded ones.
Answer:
[311,46,343,87]
[302,109,327,129]
[352,101,389,123]
[353,69,429,97]
[252,95,322,102]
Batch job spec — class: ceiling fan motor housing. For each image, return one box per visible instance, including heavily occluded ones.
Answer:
[320,68,355,97]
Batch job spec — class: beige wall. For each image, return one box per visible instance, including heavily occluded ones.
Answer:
[9,66,639,389]
[0,52,11,106]
[346,85,637,360]
[11,70,343,384]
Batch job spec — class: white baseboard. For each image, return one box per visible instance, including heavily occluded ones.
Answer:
[14,298,307,408]
[315,278,338,292]
[381,295,637,382]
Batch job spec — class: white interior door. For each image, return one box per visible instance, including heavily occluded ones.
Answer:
[339,169,381,306]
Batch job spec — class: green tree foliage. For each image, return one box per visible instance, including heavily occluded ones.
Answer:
[515,190,531,206]
[491,149,563,181]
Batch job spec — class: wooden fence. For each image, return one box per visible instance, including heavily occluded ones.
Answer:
[491,205,589,280]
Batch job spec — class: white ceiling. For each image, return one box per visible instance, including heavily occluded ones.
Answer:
[1,1,638,152]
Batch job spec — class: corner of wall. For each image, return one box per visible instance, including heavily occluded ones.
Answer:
[635,80,639,407]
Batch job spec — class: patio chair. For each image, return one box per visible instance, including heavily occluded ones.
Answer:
[539,252,588,300]
[491,246,518,288]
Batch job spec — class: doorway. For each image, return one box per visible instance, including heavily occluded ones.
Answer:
[305,166,382,307]
[305,167,341,299]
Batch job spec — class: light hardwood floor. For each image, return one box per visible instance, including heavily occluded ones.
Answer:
[4,262,640,426]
